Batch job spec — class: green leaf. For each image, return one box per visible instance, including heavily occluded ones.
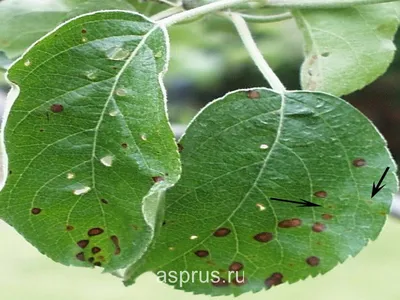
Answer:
[0,11,180,272]
[0,0,135,58]
[124,88,397,296]
[293,3,400,96]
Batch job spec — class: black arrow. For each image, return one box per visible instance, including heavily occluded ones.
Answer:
[270,197,321,207]
[371,167,390,198]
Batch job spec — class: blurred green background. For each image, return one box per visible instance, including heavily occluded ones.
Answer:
[1,2,400,299]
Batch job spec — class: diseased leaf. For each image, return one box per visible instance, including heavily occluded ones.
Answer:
[124,88,397,296]
[293,3,400,96]
[0,0,135,58]
[0,11,180,272]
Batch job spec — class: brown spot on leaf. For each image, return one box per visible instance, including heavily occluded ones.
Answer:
[92,247,101,254]
[152,176,164,183]
[206,260,216,266]
[265,272,283,288]
[77,240,89,249]
[121,143,128,148]
[211,277,229,287]
[39,129,44,132]
[98,256,105,261]
[88,228,104,236]
[232,276,247,286]
[31,208,42,215]
[177,143,184,152]
[229,262,244,272]
[247,90,260,99]
[353,158,366,167]
[66,225,74,231]
[254,232,273,243]
[81,29,87,34]
[110,235,121,255]
[322,213,333,220]
[213,227,231,237]
[314,191,327,198]
[76,252,85,261]
[278,218,302,228]
[194,250,209,257]
[88,257,94,263]
[94,262,102,267]
[101,198,108,204]
[312,222,326,232]
[50,104,64,113]
[306,256,320,266]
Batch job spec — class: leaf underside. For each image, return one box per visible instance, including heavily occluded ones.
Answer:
[1,11,180,272]
[293,3,400,96]
[125,88,397,296]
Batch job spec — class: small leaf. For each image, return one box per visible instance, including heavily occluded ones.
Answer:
[293,3,400,96]
[124,89,397,296]
[0,11,180,272]
[0,0,135,58]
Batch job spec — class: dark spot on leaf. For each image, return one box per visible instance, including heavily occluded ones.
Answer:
[81,29,87,34]
[8,170,12,175]
[121,143,128,148]
[213,227,231,237]
[162,220,167,226]
[211,277,229,287]
[31,208,42,215]
[314,191,327,198]
[98,256,105,261]
[306,256,320,266]
[232,276,247,286]
[50,104,63,113]
[253,232,273,243]
[76,252,85,261]
[94,262,102,267]
[66,225,74,231]
[92,247,101,254]
[278,218,302,228]
[247,90,260,99]
[321,52,330,57]
[265,273,283,288]
[101,198,108,204]
[312,222,326,232]
[110,235,121,255]
[194,250,209,257]
[132,224,139,230]
[322,213,333,220]
[229,262,243,272]
[77,240,89,249]
[88,228,104,236]
[88,257,94,263]
[39,129,44,132]
[152,176,164,183]
[177,143,184,153]
[353,158,366,167]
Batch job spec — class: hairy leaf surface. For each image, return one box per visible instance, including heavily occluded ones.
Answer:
[293,3,400,96]
[0,0,135,58]
[125,88,397,296]
[0,11,180,271]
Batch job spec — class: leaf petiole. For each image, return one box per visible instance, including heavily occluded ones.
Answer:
[228,12,286,93]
